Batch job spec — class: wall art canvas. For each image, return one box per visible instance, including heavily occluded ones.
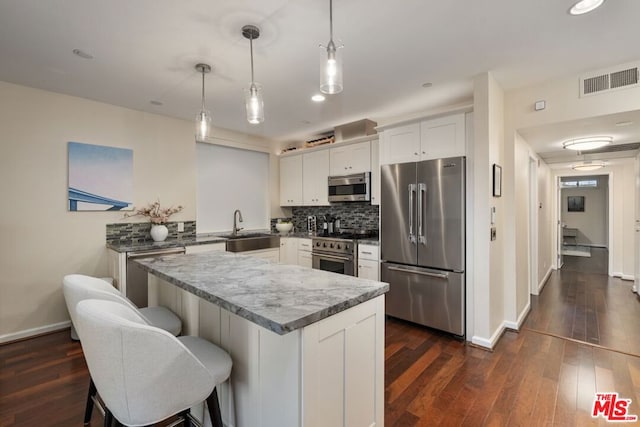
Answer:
[567,195,585,212]
[68,142,133,211]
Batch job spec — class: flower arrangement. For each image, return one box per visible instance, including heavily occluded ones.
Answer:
[124,200,183,224]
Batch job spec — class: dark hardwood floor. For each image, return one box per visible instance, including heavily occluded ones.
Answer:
[3,253,640,426]
[525,248,640,356]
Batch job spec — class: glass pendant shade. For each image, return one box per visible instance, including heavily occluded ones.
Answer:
[320,43,343,94]
[245,83,264,125]
[196,109,211,140]
[194,63,212,141]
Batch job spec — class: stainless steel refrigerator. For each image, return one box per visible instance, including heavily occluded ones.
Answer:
[381,156,465,336]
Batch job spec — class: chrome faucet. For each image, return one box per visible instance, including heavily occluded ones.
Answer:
[232,209,244,236]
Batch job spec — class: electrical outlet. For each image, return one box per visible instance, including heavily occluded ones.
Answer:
[177,222,184,232]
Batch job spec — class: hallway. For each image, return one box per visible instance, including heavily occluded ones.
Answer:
[524,248,640,356]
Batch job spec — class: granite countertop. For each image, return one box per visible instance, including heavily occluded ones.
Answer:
[134,250,388,335]
[106,235,229,252]
[107,229,278,253]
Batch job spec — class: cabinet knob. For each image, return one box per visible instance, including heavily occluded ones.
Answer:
[422,151,425,154]
[414,152,418,155]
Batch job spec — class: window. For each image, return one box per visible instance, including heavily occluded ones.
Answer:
[561,179,598,188]
[196,143,269,233]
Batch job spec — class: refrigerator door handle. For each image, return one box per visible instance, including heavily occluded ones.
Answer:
[418,183,426,245]
[408,184,416,243]
[388,266,448,279]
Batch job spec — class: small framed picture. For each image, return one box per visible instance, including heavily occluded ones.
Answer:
[493,164,502,197]
[567,196,585,212]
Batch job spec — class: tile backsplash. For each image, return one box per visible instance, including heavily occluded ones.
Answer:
[274,203,379,233]
[106,221,196,244]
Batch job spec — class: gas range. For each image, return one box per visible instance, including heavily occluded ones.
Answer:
[311,230,378,257]
[312,236,356,256]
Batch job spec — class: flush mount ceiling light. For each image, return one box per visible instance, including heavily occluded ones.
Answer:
[571,160,606,171]
[242,25,265,125]
[562,136,612,151]
[319,0,343,95]
[195,63,212,141]
[569,0,605,15]
[311,94,326,102]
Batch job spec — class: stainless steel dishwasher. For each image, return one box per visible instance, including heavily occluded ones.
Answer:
[126,247,185,307]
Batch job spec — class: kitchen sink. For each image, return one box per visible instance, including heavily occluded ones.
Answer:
[224,233,280,253]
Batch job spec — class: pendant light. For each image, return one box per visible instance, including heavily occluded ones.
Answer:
[195,63,212,140]
[320,0,343,94]
[242,25,264,125]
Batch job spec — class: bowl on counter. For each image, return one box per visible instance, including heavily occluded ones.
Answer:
[275,222,293,234]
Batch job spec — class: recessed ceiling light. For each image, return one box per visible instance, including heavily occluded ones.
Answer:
[311,94,326,102]
[562,136,612,151]
[72,48,94,59]
[569,0,605,15]
[572,161,606,171]
[615,120,633,127]
[150,100,163,106]
[421,82,433,88]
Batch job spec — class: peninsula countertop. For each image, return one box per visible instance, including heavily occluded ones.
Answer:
[134,250,389,335]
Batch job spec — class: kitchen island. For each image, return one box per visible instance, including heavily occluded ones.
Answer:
[134,250,388,427]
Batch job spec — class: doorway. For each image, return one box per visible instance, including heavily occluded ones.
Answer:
[554,172,613,275]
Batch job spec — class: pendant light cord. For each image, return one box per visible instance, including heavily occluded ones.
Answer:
[329,0,334,42]
[201,69,206,110]
[250,35,255,84]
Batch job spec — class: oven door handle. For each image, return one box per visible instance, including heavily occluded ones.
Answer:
[313,253,352,262]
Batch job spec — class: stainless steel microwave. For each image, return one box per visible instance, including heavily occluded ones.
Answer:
[328,172,370,202]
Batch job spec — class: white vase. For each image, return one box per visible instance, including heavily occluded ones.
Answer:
[150,224,168,242]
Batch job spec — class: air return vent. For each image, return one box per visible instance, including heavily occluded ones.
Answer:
[580,63,640,97]
[585,142,640,154]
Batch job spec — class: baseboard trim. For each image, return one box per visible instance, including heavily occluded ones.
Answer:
[0,320,71,344]
[471,323,505,350]
[621,274,635,281]
[538,266,553,293]
[504,301,531,331]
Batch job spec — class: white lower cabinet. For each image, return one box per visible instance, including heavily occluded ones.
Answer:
[150,276,385,427]
[279,237,299,265]
[357,259,379,281]
[298,238,313,268]
[245,248,280,263]
[357,244,380,281]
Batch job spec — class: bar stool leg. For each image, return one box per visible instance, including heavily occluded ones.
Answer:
[84,378,97,425]
[103,407,113,427]
[206,387,223,427]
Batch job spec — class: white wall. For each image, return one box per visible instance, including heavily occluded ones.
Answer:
[0,81,279,339]
[537,160,553,287]
[471,72,505,348]
[560,177,608,247]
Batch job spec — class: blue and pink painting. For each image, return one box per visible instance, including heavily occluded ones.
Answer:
[68,142,133,211]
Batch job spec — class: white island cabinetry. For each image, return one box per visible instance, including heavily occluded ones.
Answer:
[140,251,387,427]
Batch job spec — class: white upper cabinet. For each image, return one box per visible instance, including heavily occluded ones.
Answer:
[380,113,466,165]
[280,154,303,206]
[370,139,380,206]
[380,123,420,165]
[303,150,330,206]
[329,141,371,175]
[419,113,466,160]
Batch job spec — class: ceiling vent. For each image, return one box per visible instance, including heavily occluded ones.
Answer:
[584,142,640,154]
[579,62,640,97]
